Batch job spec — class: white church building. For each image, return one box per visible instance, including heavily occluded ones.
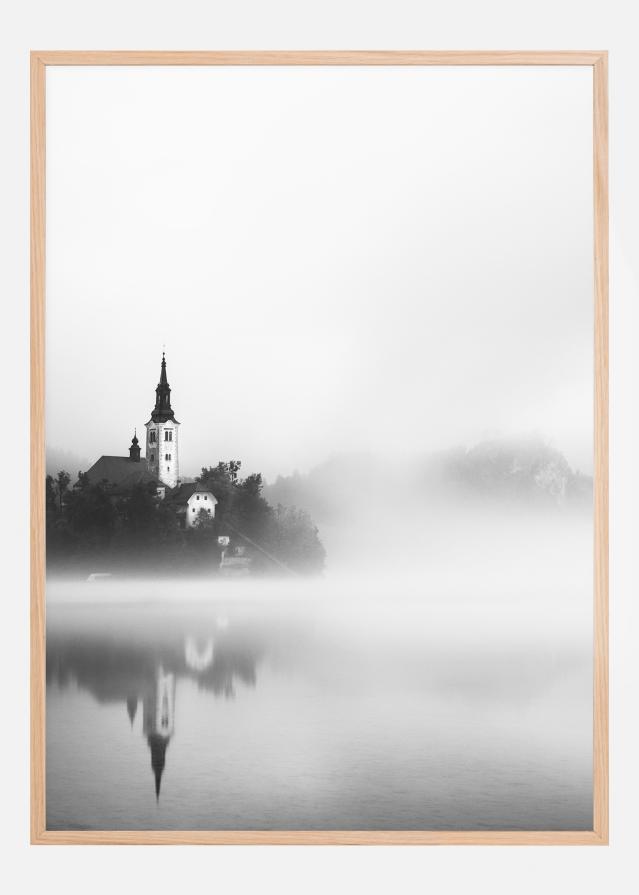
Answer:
[83,353,217,529]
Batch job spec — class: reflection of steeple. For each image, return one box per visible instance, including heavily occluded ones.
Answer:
[47,616,264,801]
[142,667,175,802]
[148,733,169,800]
[126,695,138,727]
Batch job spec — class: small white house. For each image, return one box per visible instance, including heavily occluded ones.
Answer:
[168,482,218,529]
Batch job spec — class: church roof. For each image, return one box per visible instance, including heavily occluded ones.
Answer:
[82,455,160,492]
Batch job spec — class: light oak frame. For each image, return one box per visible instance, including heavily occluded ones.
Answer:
[30,50,609,845]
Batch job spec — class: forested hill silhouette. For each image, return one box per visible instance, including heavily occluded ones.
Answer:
[46,459,325,577]
[264,438,593,525]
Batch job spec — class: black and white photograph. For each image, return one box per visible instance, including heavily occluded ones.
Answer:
[44,63,595,832]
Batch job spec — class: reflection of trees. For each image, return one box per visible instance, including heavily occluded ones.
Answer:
[46,620,263,799]
[46,624,263,702]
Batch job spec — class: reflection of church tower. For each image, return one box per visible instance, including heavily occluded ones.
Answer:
[126,695,138,727]
[144,352,180,489]
[142,667,176,800]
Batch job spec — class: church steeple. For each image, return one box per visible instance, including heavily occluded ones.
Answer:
[145,351,180,489]
[151,352,176,423]
[129,430,141,461]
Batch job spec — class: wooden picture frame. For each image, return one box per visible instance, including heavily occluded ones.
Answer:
[31,51,608,845]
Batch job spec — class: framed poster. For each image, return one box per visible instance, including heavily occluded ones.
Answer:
[31,51,608,845]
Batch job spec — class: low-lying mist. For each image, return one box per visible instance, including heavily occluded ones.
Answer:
[263,437,592,592]
[47,436,593,609]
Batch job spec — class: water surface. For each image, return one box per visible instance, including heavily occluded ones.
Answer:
[46,580,592,830]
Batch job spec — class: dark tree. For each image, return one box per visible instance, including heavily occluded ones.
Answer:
[196,462,325,575]
[55,470,71,511]
[46,458,325,578]
[46,475,58,516]
[64,480,118,544]
[271,504,326,574]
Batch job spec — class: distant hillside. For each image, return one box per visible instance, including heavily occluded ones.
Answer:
[46,447,91,479]
[426,438,592,504]
[265,452,400,524]
[264,438,593,524]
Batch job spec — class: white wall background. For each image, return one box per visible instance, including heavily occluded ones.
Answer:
[1,1,636,893]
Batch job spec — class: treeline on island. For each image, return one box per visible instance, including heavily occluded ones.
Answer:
[46,461,325,578]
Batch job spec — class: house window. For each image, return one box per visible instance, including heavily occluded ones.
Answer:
[196,495,200,500]
[164,430,172,442]
[204,495,207,500]
[207,508,211,514]
[150,453,155,462]
[149,430,156,443]
[192,507,196,512]
[165,453,171,461]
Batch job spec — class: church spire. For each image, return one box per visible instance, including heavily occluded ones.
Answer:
[144,351,180,489]
[150,351,176,423]
[159,351,168,386]
[128,430,141,461]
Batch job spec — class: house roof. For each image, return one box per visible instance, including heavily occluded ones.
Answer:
[82,455,160,492]
[167,482,217,506]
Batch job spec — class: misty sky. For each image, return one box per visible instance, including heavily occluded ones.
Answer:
[46,65,593,480]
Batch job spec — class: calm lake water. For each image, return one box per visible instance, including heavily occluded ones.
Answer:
[46,579,592,830]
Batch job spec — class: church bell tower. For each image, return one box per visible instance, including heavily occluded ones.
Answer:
[145,352,180,489]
